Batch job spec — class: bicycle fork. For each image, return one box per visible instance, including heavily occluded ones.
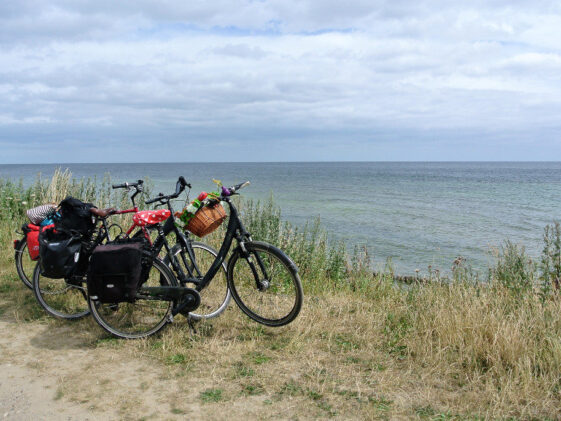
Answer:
[238,241,270,292]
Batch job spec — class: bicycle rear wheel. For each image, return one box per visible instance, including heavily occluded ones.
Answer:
[166,242,231,320]
[88,256,175,339]
[32,263,90,320]
[227,241,303,327]
[15,237,34,289]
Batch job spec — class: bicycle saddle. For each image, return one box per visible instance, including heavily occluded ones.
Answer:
[133,209,171,226]
[91,208,117,218]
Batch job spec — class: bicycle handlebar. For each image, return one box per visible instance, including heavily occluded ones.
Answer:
[178,176,191,189]
[145,193,165,205]
[145,176,191,205]
[112,180,144,190]
[221,181,250,197]
[145,178,249,205]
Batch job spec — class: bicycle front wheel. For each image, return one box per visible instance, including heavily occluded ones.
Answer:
[227,241,303,327]
[15,237,34,289]
[32,263,90,320]
[88,256,175,339]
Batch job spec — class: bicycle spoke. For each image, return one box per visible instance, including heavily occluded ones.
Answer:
[228,242,303,326]
[33,263,90,320]
[167,242,231,320]
[89,256,173,339]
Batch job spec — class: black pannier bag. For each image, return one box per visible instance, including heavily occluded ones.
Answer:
[57,196,96,235]
[39,228,82,279]
[87,242,146,303]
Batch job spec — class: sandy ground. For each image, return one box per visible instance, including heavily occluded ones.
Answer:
[0,307,300,421]
[0,316,212,421]
[0,318,102,420]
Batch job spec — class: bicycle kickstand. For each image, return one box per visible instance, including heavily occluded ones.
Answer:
[187,316,197,334]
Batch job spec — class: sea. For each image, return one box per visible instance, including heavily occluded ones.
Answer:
[1,162,560,276]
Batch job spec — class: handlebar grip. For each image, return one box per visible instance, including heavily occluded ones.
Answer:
[112,180,144,189]
[236,181,250,190]
[174,183,182,197]
[221,181,250,197]
[172,176,189,197]
[178,176,192,189]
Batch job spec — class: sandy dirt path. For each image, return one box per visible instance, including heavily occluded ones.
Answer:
[0,317,106,420]
[0,289,392,421]
[0,316,209,421]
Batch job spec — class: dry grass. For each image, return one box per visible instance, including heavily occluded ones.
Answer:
[3,273,561,418]
[0,170,561,419]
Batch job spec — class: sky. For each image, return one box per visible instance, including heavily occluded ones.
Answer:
[1,1,560,163]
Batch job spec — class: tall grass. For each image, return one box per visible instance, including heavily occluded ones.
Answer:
[232,197,561,416]
[1,170,561,417]
[0,168,153,243]
[239,197,349,290]
[196,194,374,295]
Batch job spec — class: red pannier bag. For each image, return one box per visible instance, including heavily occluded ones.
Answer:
[22,224,41,261]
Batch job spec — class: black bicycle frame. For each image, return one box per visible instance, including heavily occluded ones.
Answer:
[199,198,246,288]
[199,197,270,292]
[138,190,270,308]
[145,196,250,291]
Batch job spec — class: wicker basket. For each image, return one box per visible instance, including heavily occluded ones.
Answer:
[186,204,227,237]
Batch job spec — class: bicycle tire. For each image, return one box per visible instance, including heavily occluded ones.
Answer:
[15,237,34,289]
[88,256,175,339]
[32,263,90,320]
[227,241,303,327]
[164,242,231,320]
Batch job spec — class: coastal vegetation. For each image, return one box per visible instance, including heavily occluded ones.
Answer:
[0,170,560,419]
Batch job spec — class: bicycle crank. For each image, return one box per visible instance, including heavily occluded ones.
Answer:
[172,288,201,316]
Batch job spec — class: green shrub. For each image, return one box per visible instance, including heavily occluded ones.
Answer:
[489,240,536,295]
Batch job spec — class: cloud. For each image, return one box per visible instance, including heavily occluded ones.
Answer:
[0,1,560,162]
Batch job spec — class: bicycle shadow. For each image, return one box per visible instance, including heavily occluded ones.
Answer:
[28,319,101,351]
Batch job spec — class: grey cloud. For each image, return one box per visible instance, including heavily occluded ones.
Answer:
[211,44,268,59]
[0,1,560,162]
[2,1,559,43]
